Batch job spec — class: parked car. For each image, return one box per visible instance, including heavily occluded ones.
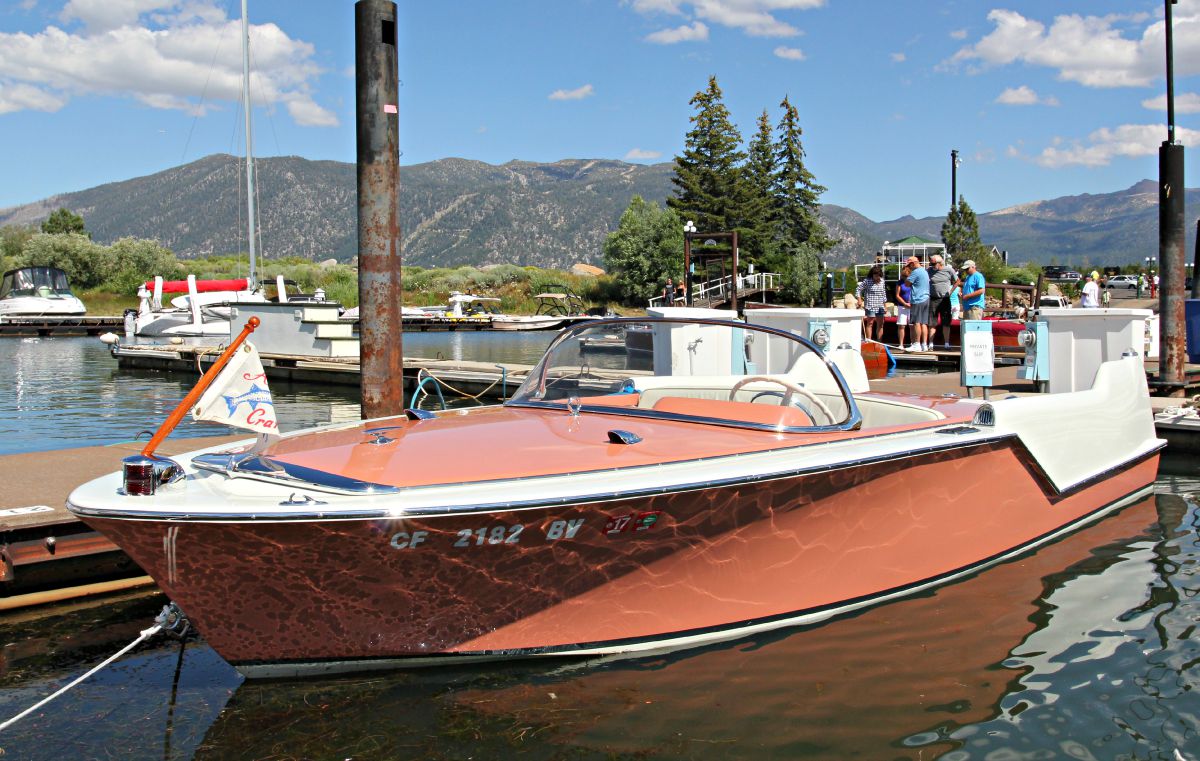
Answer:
[1038,295,1071,309]
[1105,274,1138,290]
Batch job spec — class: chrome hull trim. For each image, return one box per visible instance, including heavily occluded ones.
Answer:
[67,436,1164,524]
[235,483,1154,679]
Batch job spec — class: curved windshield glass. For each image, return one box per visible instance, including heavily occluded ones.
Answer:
[0,267,74,299]
[508,318,861,432]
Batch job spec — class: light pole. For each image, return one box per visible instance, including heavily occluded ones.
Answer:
[950,149,960,209]
[683,220,696,307]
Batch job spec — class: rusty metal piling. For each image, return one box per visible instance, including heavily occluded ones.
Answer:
[355,0,405,418]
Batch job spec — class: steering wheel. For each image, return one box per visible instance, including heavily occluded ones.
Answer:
[729,376,835,424]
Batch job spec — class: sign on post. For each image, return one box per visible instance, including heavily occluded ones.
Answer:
[960,320,995,397]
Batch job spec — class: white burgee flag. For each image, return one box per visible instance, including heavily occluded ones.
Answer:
[192,341,280,435]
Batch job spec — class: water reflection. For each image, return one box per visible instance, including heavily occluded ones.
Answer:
[3,475,1198,760]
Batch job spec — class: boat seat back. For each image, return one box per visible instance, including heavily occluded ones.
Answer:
[851,397,944,428]
[651,396,813,427]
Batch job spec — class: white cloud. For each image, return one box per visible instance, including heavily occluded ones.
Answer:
[890,52,905,63]
[645,21,708,43]
[0,81,67,114]
[625,148,662,160]
[634,1,824,40]
[548,83,595,101]
[949,28,967,40]
[1036,123,1200,168]
[947,8,1200,88]
[0,1,336,126]
[995,85,1059,106]
[774,45,805,60]
[1142,92,1200,113]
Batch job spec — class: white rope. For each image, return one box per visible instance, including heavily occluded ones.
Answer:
[0,623,163,733]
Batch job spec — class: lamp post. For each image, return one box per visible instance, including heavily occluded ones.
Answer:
[950,149,960,209]
[683,220,696,307]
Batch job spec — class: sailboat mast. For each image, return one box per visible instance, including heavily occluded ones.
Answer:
[240,0,257,285]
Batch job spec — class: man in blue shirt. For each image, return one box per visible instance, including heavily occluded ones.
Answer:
[959,260,986,320]
[905,256,930,351]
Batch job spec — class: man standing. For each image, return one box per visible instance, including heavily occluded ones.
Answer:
[927,254,957,347]
[905,256,930,351]
[1080,271,1100,308]
[959,260,986,320]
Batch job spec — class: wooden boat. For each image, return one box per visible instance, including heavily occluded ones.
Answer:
[68,315,1163,678]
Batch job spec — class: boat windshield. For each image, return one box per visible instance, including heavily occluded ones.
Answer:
[508,318,861,432]
[0,267,74,300]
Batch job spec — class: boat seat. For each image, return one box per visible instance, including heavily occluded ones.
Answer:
[651,396,813,427]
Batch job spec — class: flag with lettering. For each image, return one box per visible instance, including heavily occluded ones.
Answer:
[192,342,279,435]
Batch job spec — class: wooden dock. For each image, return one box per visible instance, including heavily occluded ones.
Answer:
[0,315,125,337]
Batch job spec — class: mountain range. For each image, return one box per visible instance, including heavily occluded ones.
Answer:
[0,154,1195,270]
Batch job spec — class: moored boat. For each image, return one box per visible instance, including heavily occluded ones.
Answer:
[0,266,87,319]
[68,314,1162,678]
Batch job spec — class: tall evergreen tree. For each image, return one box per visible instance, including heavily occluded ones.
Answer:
[741,109,778,263]
[667,76,747,236]
[771,96,832,253]
[941,195,987,265]
[770,96,834,304]
[41,208,89,238]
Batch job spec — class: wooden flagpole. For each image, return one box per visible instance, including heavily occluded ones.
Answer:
[141,317,261,457]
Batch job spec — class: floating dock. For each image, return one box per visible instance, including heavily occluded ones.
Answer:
[0,315,125,337]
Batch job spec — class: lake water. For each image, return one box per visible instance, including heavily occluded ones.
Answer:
[1,336,1199,759]
[0,334,557,455]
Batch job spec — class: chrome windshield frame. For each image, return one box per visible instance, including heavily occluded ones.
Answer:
[192,452,400,495]
[505,316,863,434]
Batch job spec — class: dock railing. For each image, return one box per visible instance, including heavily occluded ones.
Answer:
[647,272,781,309]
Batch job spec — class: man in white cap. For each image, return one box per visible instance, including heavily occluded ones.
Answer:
[958,260,986,320]
[1080,271,1100,308]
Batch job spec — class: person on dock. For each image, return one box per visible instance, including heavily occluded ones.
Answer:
[904,257,930,351]
[856,265,887,342]
[895,263,912,350]
[959,260,986,319]
[663,278,674,303]
[927,254,956,348]
[1080,271,1100,308]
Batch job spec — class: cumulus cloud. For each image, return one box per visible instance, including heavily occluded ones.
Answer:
[0,81,68,114]
[774,45,805,60]
[0,1,337,126]
[946,8,1200,88]
[633,0,824,40]
[1142,92,1200,113]
[625,148,662,160]
[645,21,708,43]
[548,84,595,101]
[1036,123,1200,167]
[995,85,1059,106]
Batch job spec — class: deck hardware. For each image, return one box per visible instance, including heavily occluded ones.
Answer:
[936,425,980,435]
[281,493,328,507]
[607,430,642,445]
[44,536,56,555]
[405,408,436,420]
[972,404,996,427]
[567,395,582,418]
[364,426,404,444]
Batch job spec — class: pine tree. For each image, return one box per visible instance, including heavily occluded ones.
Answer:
[770,96,834,304]
[941,195,987,265]
[771,96,832,253]
[667,76,747,235]
[741,109,778,264]
[41,208,89,238]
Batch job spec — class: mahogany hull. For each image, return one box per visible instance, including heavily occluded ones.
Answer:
[81,441,1158,676]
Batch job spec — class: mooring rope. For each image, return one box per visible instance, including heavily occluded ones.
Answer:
[0,622,163,732]
[415,366,504,401]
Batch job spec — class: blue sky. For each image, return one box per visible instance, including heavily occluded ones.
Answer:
[1,0,1198,222]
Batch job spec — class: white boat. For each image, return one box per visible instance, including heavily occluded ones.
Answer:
[68,313,1162,678]
[129,275,267,337]
[0,267,87,319]
[491,287,593,331]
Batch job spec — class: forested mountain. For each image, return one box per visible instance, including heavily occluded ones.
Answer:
[1,155,1193,269]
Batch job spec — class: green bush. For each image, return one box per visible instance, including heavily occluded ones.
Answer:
[20,233,113,289]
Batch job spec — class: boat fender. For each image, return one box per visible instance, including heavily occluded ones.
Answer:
[99,332,120,345]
